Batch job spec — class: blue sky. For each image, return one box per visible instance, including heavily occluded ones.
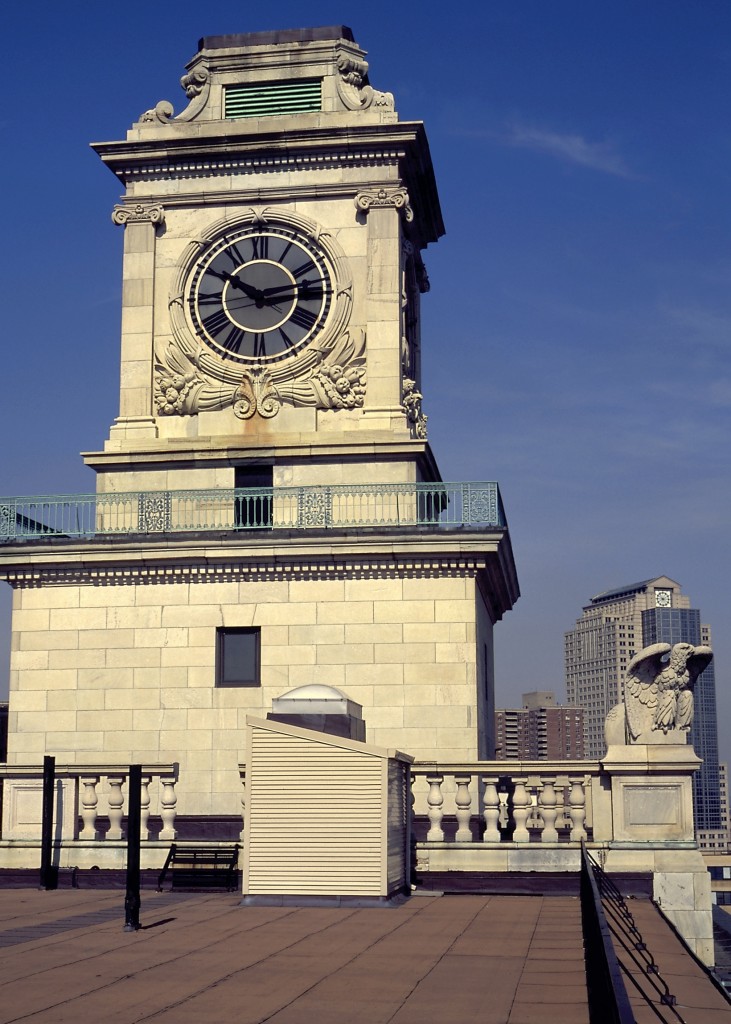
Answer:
[1,2,729,761]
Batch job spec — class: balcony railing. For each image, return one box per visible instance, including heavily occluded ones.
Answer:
[0,482,505,543]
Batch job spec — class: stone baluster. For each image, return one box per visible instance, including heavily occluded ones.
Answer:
[568,775,588,842]
[555,779,568,831]
[455,774,472,842]
[159,776,178,841]
[527,782,541,831]
[498,788,509,829]
[512,777,530,843]
[140,776,151,841]
[79,776,100,840]
[426,774,445,842]
[482,775,501,842]
[539,776,559,843]
[107,777,125,840]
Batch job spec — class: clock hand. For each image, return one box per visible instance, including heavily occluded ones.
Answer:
[207,269,263,303]
[261,281,325,299]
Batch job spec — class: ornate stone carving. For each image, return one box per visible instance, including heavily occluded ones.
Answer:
[139,66,211,124]
[402,378,427,439]
[335,55,394,111]
[111,203,165,227]
[155,207,362,420]
[181,68,209,99]
[355,188,413,221]
[415,253,430,294]
[233,371,280,420]
[604,642,713,746]
[155,328,366,420]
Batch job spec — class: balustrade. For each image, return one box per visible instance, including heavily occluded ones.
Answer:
[412,763,594,846]
[0,764,178,842]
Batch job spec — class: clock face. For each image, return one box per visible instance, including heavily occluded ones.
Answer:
[655,589,672,607]
[188,224,334,364]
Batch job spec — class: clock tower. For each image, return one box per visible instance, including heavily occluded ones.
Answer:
[87,26,442,494]
[1,28,518,838]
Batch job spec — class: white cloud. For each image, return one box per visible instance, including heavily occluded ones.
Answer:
[506,124,634,178]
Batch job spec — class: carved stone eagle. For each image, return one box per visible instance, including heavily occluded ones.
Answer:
[604,642,713,746]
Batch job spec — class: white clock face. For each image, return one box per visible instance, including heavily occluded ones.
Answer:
[655,589,672,607]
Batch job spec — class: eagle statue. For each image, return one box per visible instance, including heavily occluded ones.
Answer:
[604,642,713,746]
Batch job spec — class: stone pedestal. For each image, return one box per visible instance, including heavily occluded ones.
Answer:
[601,744,714,965]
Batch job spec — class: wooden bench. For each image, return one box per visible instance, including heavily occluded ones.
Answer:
[157,843,240,892]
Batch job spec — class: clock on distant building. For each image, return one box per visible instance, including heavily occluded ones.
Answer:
[655,589,672,607]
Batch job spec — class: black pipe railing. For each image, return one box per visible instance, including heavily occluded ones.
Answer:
[580,842,636,1024]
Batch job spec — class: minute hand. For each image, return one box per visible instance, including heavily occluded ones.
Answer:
[262,282,325,298]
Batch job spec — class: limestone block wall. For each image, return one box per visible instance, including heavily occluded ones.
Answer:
[7,570,491,819]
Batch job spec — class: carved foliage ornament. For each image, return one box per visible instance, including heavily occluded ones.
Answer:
[139,66,211,125]
[402,378,427,440]
[335,55,395,112]
[156,207,363,420]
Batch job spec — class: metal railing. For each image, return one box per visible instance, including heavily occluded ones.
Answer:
[0,482,505,543]
[580,844,636,1024]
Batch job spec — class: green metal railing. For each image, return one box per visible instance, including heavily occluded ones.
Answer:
[0,482,505,543]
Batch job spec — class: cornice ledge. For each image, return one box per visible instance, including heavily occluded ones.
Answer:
[1,547,501,588]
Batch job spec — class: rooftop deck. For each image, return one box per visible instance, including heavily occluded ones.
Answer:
[0,887,728,1023]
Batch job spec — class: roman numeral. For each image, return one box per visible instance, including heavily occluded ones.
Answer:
[221,325,245,353]
[253,333,267,358]
[277,240,293,263]
[292,258,316,279]
[251,236,269,260]
[202,308,232,335]
[289,306,317,331]
[226,241,247,268]
[279,327,294,349]
[197,292,221,305]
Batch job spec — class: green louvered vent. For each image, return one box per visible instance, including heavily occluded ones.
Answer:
[224,79,322,119]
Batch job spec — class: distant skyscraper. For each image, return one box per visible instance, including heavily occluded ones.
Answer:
[564,577,721,832]
[495,691,584,760]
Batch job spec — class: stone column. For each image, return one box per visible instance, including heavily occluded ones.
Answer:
[107,203,165,443]
[354,187,412,432]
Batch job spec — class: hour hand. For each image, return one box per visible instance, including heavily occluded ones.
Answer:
[209,269,262,301]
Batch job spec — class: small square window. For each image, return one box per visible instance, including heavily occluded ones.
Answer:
[216,628,261,687]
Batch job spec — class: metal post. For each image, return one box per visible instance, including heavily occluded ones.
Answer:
[124,765,142,932]
[39,755,56,890]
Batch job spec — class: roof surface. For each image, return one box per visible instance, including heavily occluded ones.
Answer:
[0,887,727,1022]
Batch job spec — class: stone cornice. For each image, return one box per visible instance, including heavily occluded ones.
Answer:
[0,528,515,601]
[93,121,444,244]
[82,435,439,474]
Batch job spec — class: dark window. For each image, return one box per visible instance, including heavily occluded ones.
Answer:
[235,466,273,528]
[216,628,261,687]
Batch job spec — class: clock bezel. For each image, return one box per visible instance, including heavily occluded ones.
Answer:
[187,223,335,365]
[169,207,353,386]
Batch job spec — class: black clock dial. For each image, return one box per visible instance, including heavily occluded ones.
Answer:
[189,225,333,363]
